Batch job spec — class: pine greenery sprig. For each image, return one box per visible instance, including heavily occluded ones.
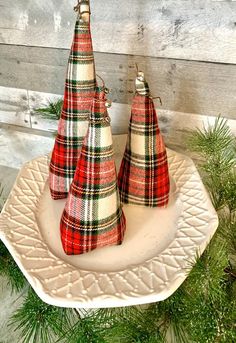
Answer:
[188,116,235,161]
[0,241,27,293]
[218,213,236,255]
[185,116,236,342]
[58,310,107,343]
[188,116,236,210]
[184,239,228,303]
[0,183,27,292]
[9,288,78,343]
[34,99,63,121]
[95,306,166,343]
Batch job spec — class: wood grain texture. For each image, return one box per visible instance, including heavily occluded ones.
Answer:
[1,117,236,172]
[0,124,54,169]
[0,86,30,127]
[1,87,236,164]
[0,0,236,63]
[0,45,236,119]
[29,91,236,155]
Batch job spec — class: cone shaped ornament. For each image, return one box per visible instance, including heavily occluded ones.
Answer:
[118,71,170,207]
[60,87,126,255]
[49,1,96,200]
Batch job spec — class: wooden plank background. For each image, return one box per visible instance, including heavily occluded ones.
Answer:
[0,0,235,162]
[0,0,236,63]
[1,86,236,163]
[1,45,236,119]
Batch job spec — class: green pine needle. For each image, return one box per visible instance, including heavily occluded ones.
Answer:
[9,288,77,343]
[184,239,228,303]
[0,183,27,293]
[0,240,27,293]
[222,170,236,213]
[34,99,63,120]
[218,213,236,258]
[188,116,236,159]
[94,306,165,343]
[58,311,106,343]
[188,117,236,210]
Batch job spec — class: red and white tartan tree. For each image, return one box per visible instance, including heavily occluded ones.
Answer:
[60,86,126,255]
[118,71,170,207]
[49,1,96,200]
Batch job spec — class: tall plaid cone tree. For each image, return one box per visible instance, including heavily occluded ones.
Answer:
[60,86,126,255]
[49,0,96,200]
[118,70,170,207]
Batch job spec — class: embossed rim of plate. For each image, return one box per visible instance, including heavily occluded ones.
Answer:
[0,144,218,308]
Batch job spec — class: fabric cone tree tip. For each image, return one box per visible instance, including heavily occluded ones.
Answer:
[118,71,170,207]
[60,86,126,255]
[49,0,96,200]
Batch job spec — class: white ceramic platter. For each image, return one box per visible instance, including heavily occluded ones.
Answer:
[0,135,218,308]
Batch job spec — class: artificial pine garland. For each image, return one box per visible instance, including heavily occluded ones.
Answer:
[0,116,235,343]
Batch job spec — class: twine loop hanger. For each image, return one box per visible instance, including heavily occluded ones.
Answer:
[89,74,112,124]
[135,63,162,106]
[74,0,91,20]
[96,74,110,97]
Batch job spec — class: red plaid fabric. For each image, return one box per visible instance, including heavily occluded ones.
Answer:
[49,5,96,200]
[118,89,170,207]
[60,87,126,255]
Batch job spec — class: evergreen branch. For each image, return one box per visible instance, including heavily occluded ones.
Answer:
[224,266,236,280]
[34,99,63,121]
[94,306,165,343]
[222,170,236,213]
[188,117,236,210]
[184,239,228,303]
[184,116,236,342]
[0,241,27,293]
[9,288,77,343]
[150,289,190,343]
[217,213,236,258]
[0,183,27,292]
[188,116,236,158]
[58,311,106,343]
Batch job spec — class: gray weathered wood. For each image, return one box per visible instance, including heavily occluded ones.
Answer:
[0,86,30,127]
[28,90,236,136]
[1,119,235,172]
[30,92,236,144]
[1,85,236,171]
[1,84,236,140]
[0,44,236,120]
[0,0,236,63]
[0,124,191,170]
[0,124,54,169]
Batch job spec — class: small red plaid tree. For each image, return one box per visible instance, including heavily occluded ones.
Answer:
[118,71,170,207]
[60,86,126,255]
[49,1,96,200]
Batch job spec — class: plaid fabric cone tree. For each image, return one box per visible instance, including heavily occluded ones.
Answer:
[49,0,96,200]
[118,70,170,207]
[60,86,126,255]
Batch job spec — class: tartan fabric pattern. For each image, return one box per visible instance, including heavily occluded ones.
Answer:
[49,11,96,200]
[118,94,170,207]
[60,87,126,255]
